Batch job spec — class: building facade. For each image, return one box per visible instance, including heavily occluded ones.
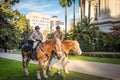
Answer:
[96,0,120,32]
[81,0,120,32]
[26,12,50,33]
[26,12,65,34]
[50,16,64,32]
[70,18,80,25]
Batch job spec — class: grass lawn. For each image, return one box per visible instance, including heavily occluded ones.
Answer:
[0,58,111,80]
[83,52,120,54]
[69,55,120,64]
[10,51,21,54]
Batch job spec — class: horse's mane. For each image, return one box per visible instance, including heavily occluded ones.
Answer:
[45,38,61,45]
[62,40,74,44]
[61,40,74,48]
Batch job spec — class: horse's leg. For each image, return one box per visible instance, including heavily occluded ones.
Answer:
[64,55,69,74]
[47,55,53,71]
[57,57,62,74]
[43,60,49,79]
[25,57,31,75]
[37,61,42,80]
[22,54,29,76]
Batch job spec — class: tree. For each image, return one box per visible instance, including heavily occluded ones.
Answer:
[0,0,32,52]
[59,0,72,39]
[0,0,21,52]
[73,0,75,28]
[107,26,120,37]
[105,26,120,51]
[0,25,21,52]
[71,17,101,51]
[43,30,49,40]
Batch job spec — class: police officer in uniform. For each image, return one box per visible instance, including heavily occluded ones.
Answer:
[52,26,64,58]
[53,26,71,63]
[30,26,43,59]
[54,26,64,41]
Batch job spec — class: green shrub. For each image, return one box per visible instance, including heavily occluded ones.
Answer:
[82,52,120,58]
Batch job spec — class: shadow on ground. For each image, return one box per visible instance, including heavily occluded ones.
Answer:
[0,58,111,80]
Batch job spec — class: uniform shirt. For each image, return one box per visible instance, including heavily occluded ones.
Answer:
[30,31,43,41]
[54,31,63,40]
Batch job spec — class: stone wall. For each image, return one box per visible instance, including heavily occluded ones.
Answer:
[96,0,120,32]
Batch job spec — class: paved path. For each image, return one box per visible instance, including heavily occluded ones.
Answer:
[0,53,120,80]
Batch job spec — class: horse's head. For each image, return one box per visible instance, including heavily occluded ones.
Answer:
[72,40,82,56]
[53,38,62,57]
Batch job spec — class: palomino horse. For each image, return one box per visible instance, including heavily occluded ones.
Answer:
[48,40,82,74]
[21,38,62,80]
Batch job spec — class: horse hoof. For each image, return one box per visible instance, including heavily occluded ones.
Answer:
[37,78,41,80]
[37,76,41,80]
[44,75,48,79]
[65,71,69,74]
[57,71,61,75]
[25,72,29,76]
[47,67,51,72]
[48,69,51,72]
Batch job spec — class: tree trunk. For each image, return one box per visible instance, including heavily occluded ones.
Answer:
[82,0,85,18]
[80,0,83,21]
[73,0,76,29]
[4,48,7,52]
[88,0,91,19]
[65,6,67,39]
[79,0,80,21]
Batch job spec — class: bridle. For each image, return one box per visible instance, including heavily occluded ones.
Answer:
[72,41,80,53]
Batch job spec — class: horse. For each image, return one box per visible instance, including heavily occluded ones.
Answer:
[21,38,62,80]
[48,40,82,74]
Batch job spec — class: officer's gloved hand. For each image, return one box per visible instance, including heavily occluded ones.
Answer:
[36,39,41,43]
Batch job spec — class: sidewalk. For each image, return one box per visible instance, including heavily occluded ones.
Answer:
[0,52,120,80]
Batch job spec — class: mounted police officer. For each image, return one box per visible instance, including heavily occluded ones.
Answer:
[52,26,64,58]
[30,26,43,59]
[54,26,64,41]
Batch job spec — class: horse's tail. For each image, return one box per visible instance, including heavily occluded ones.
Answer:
[19,41,25,49]
[21,44,26,58]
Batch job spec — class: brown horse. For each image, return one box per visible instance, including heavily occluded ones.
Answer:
[22,38,62,80]
[48,40,82,74]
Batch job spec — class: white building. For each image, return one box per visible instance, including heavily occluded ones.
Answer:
[26,12,50,33]
[70,18,80,25]
[50,16,65,32]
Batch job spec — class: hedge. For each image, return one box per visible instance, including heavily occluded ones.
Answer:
[82,52,120,59]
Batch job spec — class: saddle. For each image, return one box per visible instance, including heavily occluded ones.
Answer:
[23,40,33,52]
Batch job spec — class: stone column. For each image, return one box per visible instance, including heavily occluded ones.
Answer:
[99,0,106,18]
[115,0,120,18]
[96,0,100,19]
[105,0,110,17]
[91,4,94,18]
[85,0,88,17]
[96,0,120,32]
[109,0,115,18]
[106,0,120,18]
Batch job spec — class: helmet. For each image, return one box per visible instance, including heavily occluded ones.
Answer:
[56,26,60,29]
[35,26,40,30]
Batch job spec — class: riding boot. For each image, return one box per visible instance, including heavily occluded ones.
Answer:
[31,49,36,59]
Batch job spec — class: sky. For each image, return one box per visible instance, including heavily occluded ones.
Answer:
[13,0,79,27]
